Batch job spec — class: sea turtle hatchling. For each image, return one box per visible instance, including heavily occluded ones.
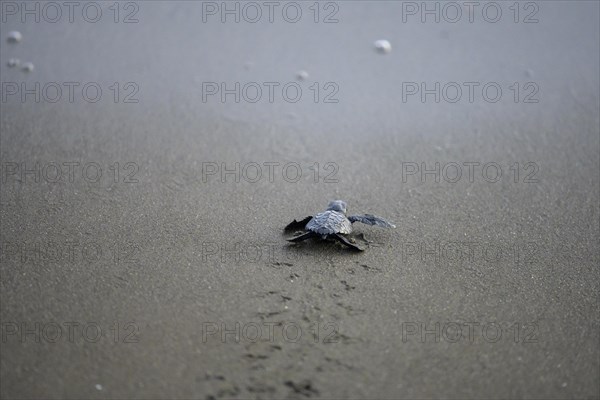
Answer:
[285,200,395,251]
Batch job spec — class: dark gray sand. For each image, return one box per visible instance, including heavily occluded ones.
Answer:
[1,1,599,399]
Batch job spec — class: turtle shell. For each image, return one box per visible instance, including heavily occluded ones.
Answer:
[306,210,352,236]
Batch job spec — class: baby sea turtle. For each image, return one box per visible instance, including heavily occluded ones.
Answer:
[285,200,395,251]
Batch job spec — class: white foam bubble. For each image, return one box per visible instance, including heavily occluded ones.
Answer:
[7,31,22,43]
[296,70,309,81]
[374,39,391,54]
[21,62,34,73]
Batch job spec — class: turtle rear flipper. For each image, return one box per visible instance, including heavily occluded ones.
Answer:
[332,233,364,251]
[284,216,313,232]
[287,231,318,242]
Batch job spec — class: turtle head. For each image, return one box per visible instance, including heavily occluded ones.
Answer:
[327,200,347,214]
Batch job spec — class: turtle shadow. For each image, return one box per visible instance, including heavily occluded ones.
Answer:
[283,233,370,254]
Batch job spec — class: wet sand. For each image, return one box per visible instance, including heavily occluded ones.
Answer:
[1,1,599,399]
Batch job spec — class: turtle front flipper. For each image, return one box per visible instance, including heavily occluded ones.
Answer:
[348,214,395,229]
[287,231,318,242]
[332,233,364,251]
[284,216,313,232]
